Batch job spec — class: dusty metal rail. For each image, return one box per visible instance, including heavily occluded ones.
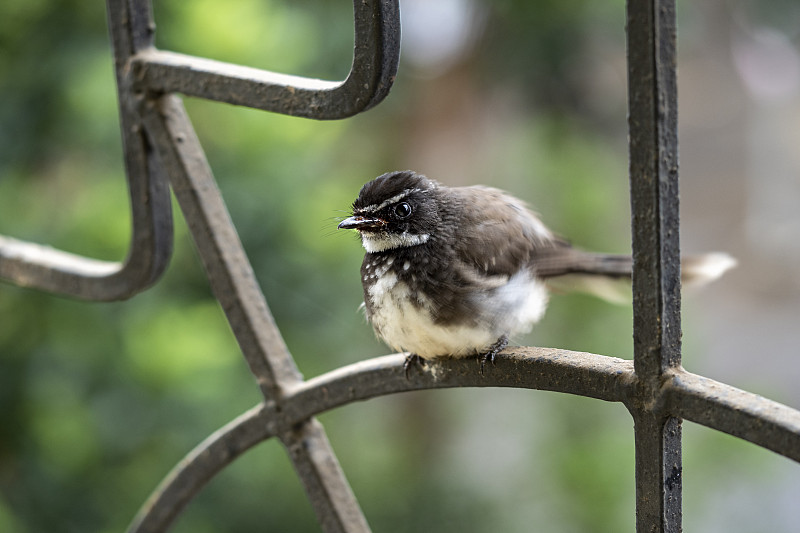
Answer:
[128,349,800,532]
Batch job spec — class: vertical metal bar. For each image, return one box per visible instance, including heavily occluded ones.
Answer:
[627,0,682,376]
[626,0,682,531]
[106,0,174,294]
[632,412,682,532]
[126,0,157,52]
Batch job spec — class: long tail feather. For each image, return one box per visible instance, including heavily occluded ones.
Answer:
[539,250,736,303]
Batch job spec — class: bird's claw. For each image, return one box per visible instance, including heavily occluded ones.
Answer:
[479,335,509,375]
[403,353,424,379]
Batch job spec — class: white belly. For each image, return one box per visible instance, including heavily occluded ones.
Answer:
[365,270,549,359]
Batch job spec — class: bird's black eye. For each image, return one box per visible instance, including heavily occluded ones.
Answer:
[394,202,412,218]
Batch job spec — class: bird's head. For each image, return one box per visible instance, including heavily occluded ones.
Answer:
[338,171,441,253]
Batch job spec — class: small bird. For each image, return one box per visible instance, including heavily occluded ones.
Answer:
[338,170,735,371]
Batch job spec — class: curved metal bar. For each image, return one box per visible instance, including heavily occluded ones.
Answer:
[127,404,275,533]
[283,348,635,420]
[126,347,800,533]
[0,0,174,301]
[127,348,635,532]
[130,0,401,119]
[665,370,800,464]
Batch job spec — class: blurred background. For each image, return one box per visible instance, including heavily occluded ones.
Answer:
[1,0,799,531]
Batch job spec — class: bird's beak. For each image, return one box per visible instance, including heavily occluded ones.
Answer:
[338,215,385,230]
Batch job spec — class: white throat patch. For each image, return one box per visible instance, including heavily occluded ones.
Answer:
[361,231,430,253]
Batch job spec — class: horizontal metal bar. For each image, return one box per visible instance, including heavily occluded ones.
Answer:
[0,171,172,301]
[0,229,170,300]
[665,370,800,463]
[0,236,118,279]
[133,48,338,97]
[131,0,400,119]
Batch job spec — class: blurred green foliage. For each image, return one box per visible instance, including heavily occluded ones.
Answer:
[0,1,792,532]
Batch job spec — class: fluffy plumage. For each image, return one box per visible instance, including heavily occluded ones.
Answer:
[339,170,735,361]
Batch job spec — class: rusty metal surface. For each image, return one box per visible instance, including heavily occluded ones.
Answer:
[626,0,683,530]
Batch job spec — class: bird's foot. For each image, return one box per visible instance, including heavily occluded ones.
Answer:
[479,335,509,375]
[403,353,425,379]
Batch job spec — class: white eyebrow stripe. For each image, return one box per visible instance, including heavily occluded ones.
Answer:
[359,188,424,213]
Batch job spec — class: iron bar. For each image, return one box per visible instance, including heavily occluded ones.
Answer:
[131,0,400,119]
[627,0,681,380]
[127,404,275,533]
[126,347,634,533]
[282,420,371,533]
[126,348,800,533]
[631,413,682,532]
[141,94,369,532]
[0,0,174,301]
[285,348,634,413]
[140,95,301,397]
[665,371,800,463]
[626,0,682,529]
[4,0,800,531]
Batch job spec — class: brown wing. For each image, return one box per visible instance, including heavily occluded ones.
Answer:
[447,185,634,282]
[448,186,566,280]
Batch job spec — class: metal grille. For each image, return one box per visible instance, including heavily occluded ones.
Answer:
[1,1,798,532]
